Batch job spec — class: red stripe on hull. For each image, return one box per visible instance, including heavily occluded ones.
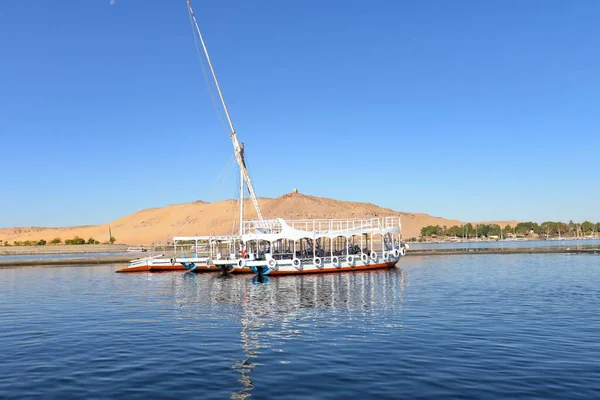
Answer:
[116,264,255,274]
[265,261,397,276]
[117,265,224,273]
[187,266,255,274]
[116,264,187,273]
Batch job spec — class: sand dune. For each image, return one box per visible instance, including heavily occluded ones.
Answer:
[0,192,518,245]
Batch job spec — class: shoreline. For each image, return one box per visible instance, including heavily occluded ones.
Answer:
[0,244,130,256]
[407,248,599,256]
[0,256,138,267]
[1,247,598,268]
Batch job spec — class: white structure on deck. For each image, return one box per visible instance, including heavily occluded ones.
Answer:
[174,217,405,275]
[236,216,404,275]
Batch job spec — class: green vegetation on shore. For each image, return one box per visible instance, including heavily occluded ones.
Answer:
[420,221,600,240]
[1,236,115,247]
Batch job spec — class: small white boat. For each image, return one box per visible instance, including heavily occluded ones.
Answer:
[116,254,187,273]
[126,247,147,253]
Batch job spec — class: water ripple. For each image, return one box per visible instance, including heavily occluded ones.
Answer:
[0,256,599,399]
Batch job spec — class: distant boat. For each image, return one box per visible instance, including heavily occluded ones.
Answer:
[116,248,193,273]
[548,224,563,241]
[127,247,147,253]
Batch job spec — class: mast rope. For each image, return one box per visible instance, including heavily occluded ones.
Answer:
[204,151,237,197]
[187,6,229,135]
[153,152,237,245]
[232,162,242,235]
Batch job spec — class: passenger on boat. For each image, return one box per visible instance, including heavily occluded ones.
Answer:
[347,245,361,255]
[384,236,393,251]
[315,247,325,257]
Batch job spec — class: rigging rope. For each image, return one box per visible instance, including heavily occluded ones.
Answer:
[203,151,237,199]
[187,7,230,136]
[152,152,237,246]
[232,163,241,236]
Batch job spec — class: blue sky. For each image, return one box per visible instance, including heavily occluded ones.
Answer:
[1,0,598,227]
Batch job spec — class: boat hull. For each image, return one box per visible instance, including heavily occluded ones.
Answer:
[116,256,221,273]
[265,260,397,276]
[116,264,187,273]
[230,256,401,276]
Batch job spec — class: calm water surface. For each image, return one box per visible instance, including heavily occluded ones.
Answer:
[1,254,599,399]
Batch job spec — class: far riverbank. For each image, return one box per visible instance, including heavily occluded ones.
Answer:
[0,244,129,256]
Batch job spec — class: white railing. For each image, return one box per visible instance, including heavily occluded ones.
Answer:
[251,219,282,232]
[384,216,402,229]
[244,216,401,234]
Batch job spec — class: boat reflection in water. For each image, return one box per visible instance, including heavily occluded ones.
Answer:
[178,269,407,399]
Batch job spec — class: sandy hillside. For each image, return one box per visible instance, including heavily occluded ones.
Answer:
[0,192,518,246]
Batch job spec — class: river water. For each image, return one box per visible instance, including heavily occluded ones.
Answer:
[1,253,599,399]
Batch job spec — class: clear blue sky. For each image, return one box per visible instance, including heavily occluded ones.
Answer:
[1,0,599,228]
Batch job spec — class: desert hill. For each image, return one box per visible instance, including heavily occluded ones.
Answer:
[0,192,518,246]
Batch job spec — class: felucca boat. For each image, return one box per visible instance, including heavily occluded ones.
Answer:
[172,1,408,277]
